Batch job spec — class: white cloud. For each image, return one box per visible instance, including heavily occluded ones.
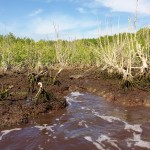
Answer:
[2,15,137,41]
[77,7,87,14]
[30,14,98,35]
[0,13,98,41]
[1,1,148,42]
[95,0,150,15]
[27,13,136,41]
[0,18,136,41]
[29,9,43,17]
[85,25,134,38]
[0,19,135,41]
[58,24,135,41]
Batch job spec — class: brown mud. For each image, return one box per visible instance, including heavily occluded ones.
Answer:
[0,67,150,129]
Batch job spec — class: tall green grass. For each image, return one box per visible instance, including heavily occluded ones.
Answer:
[0,28,149,80]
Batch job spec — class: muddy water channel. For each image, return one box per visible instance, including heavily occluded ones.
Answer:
[0,92,150,150]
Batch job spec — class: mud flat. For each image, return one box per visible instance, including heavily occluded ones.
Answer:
[0,67,150,128]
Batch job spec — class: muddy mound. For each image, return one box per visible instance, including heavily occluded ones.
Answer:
[0,71,68,129]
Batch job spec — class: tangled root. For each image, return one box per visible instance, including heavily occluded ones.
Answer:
[33,82,55,105]
[121,74,134,90]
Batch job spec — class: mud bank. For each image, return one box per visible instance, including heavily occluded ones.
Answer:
[0,67,150,128]
[0,70,68,129]
[59,67,150,107]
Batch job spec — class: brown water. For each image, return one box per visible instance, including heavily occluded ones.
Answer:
[0,92,150,150]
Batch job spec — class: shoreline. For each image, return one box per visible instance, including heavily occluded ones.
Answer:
[0,67,150,129]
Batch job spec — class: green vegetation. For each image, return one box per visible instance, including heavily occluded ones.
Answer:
[0,28,150,89]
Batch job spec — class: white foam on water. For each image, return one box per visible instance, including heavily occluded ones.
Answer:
[34,124,55,132]
[59,124,64,127]
[135,139,150,149]
[43,124,48,126]
[85,124,89,128]
[93,114,142,134]
[124,123,142,133]
[78,120,89,128]
[78,120,86,126]
[65,96,83,106]
[133,132,141,141]
[84,136,105,150]
[92,110,143,135]
[92,109,122,123]
[133,132,150,149]
[94,114,122,123]
[53,136,57,139]
[81,107,85,109]
[126,139,132,148]
[97,135,121,150]
[85,135,121,150]
[65,91,84,104]
[0,128,21,140]
[65,96,73,105]
[38,145,44,150]
[126,132,150,149]
[70,92,84,97]
[91,110,148,150]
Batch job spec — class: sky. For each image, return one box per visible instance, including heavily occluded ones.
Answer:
[0,0,150,41]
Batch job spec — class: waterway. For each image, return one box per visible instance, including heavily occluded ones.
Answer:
[0,92,150,150]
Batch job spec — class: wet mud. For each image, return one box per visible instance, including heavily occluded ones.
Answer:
[0,67,150,128]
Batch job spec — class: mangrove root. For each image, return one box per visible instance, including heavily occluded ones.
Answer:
[33,82,55,105]
[52,68,63,85]
[28,71,48,93]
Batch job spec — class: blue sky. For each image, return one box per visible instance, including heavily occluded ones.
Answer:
[0,0,150,41]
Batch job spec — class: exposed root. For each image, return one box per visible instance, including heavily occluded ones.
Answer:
[121,73,134,91]
[28,71,48,93]
[52,68,63,85]
[33,82,55,105]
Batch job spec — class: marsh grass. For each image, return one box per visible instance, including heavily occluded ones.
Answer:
[0,23,149,89]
